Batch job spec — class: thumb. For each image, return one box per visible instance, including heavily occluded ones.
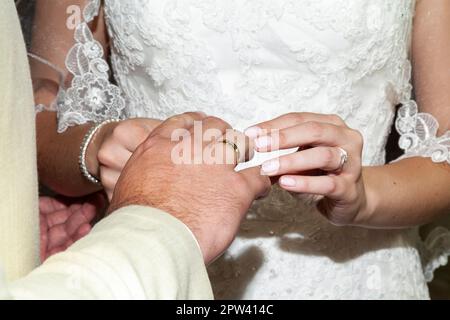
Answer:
[239,166,271,199]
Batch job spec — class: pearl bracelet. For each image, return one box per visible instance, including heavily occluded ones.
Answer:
[79,119,121,185]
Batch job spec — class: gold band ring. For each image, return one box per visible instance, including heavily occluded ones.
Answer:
[219,139,241,164]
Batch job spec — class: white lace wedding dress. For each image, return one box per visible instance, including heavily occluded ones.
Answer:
[38,0,450,299]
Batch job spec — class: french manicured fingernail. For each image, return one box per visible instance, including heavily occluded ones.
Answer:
[280,176,296,187]
[261,159,280,175]
[254,136,272,149]
[244,126,262,139]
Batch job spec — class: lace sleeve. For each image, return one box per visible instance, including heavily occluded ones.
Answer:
[395,100,450,164]
[403,0,450,284]
[25,0,125,132]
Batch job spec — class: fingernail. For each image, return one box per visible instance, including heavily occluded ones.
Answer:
[254,136,272,150]
[261,159,280,175]
[244,126,262,139]
[280,176,296,187]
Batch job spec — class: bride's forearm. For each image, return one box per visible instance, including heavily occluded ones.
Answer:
[34,80,121,197]
[30,0,114,197]
[34,83,102,196]
[358,0,450,229]
[360,158,450,228]
[36,111,102,197]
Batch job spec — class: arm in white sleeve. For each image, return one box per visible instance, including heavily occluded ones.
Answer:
[394,0,450,165]
[5,206,213,300]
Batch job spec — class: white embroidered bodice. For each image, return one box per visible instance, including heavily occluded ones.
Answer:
[53,0,450,299]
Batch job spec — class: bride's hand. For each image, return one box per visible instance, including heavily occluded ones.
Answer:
[86,118,162,199]
[246,113,370,226]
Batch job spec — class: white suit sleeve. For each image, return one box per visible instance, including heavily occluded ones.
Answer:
[5,206,213,300]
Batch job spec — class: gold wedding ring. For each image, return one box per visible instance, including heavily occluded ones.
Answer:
[219,139,241,164]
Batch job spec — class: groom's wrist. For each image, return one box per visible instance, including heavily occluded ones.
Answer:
[107,194,214,263]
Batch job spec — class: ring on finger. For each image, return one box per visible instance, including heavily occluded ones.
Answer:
[336,147,349,172]
[219,139,241,164]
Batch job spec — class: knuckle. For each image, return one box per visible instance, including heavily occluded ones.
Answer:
[230,173,248,192]
[184,111,204,118]
[112,124,127,139]
[205,116,230,128]
[204,116,221,122]
[306,121,323,139]
[351,129,364,147]
[286,112,298,118]
[287,112,303,123]
[97,147,114,166]
[178,112,195,124]
[236,174,248,189]
[329,114,345,125]
[135,126,151,140]
[167,114,184,124]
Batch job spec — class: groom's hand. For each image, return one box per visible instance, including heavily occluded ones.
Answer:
[109,112,271,264]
